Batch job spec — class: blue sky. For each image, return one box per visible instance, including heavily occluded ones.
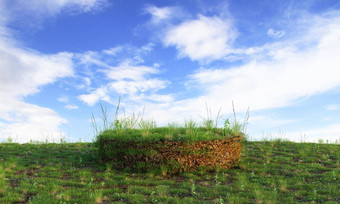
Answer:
[1,0,340,143]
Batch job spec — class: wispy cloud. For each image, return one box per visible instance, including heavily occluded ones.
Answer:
[109,78,168,95]
[287,123,340,143]
[249,115,297,128]
[58,96,69,103]
[267,28,285,38]
[0,0,89,143]
[76,44,172,107]
[325,104,339,111]
[103,61,160,81]
[78,86,110,106]
[2,0,340,144]
[58,96,79,110]
[1,0,109,28]
[146,6,181,24]
[184,12,340,111]
[124,9,340,133]
[65,104,79,110]
[0,40,73,142]
[75,7,340,136]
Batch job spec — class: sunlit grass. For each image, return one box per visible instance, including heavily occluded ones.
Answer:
[0,102,339,202]
[0,139,338,203]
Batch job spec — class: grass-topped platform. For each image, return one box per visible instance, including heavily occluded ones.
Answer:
[96,127,244,175]
[94,101,249,174]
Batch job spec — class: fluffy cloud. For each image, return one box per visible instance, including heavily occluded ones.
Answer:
[78,86,111,106]
[0,0,100,142]
[0,42,73,98]
[125,11,340,142]
[186,14,340,112]
[0,32,74,143]
[164,15,237,62]
[0,96,69,143]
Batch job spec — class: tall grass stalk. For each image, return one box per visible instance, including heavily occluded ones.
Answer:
[184,118,197,129]
[120,107,142,129]
[184,118,197,136]
[167,121,180,129]
[224,101,250,139]
[139,119,157,137]
[92,99,250,141]
[114,97,121,129]
[200,103,223,129]
[100,103,109,130]
[92,103,110,142]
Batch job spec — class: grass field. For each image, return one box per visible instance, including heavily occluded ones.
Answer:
[0,139,339,203]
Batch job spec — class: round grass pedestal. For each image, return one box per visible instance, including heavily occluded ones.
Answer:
[98,133,242,174]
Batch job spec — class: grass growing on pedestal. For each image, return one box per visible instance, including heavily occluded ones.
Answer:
[96,127,244,174]
[93,101,248,174]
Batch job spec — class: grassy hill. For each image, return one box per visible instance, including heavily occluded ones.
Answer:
[0,140,339,203]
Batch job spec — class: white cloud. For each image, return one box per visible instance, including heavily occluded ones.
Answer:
[58,96,69,103]
[0,32,74,143]
[103,46,124,56]
[0,1,9,27]
[0,99,68,143]
[77,44,155,73]
[164,15,237,62]
[78,51,110,68]
[0,0,109,33]
[146,94,174,103]
[249,115,297,129]
[0,0,77,142]
[109,79,169,95]
[122,11,340,129]
[78,86,110,106]
[0,41,74,97]
[103,61,160,81]
[146,6,179,24]
[77,45,171,107]
[325,105,339,111]
[3,0,108,23]
[140,43,155,53]
[185,15,340,113]
[58,97,79,110]
[267,28,285,38]
[78,62,171,105]
[286,123,340,143]
[65,104,79,110]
